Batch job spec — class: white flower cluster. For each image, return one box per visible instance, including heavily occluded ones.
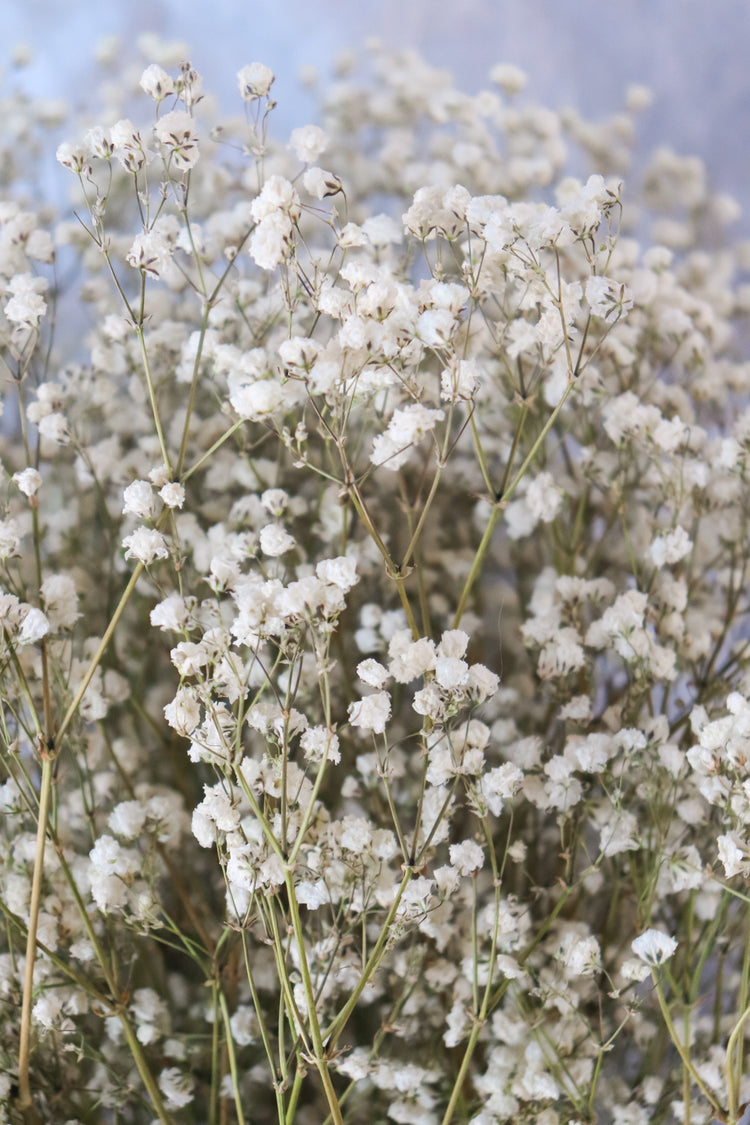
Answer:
[4,38,750,1125]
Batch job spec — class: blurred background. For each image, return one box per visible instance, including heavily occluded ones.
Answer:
[3,0,749,224]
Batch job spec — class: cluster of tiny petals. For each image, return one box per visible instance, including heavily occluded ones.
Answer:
[237,61,275,100]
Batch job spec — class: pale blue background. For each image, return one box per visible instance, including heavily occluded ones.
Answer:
[4,0,750,223]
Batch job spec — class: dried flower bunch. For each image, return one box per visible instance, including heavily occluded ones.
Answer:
[1,34,750,1125]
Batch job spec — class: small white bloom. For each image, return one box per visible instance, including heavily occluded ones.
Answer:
[237,62,275,100]
[489,62,528,95]
[371,404,445,471]
[140,64,175,101]
[340,815,372,851]
[250,175,301,223]
[122,527,170,565]
[4,273,47,327]
[440,359,480,402]
[154,110,200,170]
[37,413,69,444]
[150,595,193,632]
[289,124,328,164]
[279,336,319,370]
[449,840,484,875]
[259,523,296,556]
[84,125,114,159]
[41,574,79,629]
[13,468,42,497]
[170,642,208,676]
[159,482,185,509]
[296,880,329,909]
[348,691,391,734]
[109,801,148,840]
[159,1067,194,1109]
[164,688,201,736]
[300,726,340,764]
[357,659,390,689]
[0,519,21,559]
[435,656,470,691]
[717,832,749,878]
[122,480,156,519]
[631,928,678,965]
[229,378,285,420]
[316,556,358,591]
[18,607,51,645]
[585,276,633,319]
[647,526,692,567]
[303,166,343,199]
[110,118,148,172]
[126,230,173,278]
[56,142,87,172]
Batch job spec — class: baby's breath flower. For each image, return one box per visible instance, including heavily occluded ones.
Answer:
[126,230,174,278]
[489,62,528,95]
[41,574,79,629]
[229,379,286,420]
[140,64,175,101]
[55,141,87,172]
[371,404,445,471]
[316,555,358,591]
[159,1067,194,1110]
[4,273,47,327]
[13,467,41,497]
[289,124,327,164]
[111,118,148,172]
[449,840,484,875]
[303,166,343,199]
[440,359,480,402]
[84,126,114,159]
[585,276,634,320]
[237,62,275,100]
[159,481,185,509]
[170,641,208,676]
[122,527,170,565]
[17,607,50,645]
[259,523,296,556]
[300,726,340,764]
[348,691,391,734]
[164,688,201,736]
[647,526,692,567]
[357,659,389,689]
[0,519,21,559]
[109,800,147,840]
[122,479,156,519]
[279,336,319,370]
[631,929,678,965]
[154,109,200,170]
[150,594,194,632]
[717,832,750,878]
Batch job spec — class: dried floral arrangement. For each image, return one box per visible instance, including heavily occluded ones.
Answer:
[1,36,750,1125]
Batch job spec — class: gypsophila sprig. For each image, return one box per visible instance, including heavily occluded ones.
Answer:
[3,35,750,1125]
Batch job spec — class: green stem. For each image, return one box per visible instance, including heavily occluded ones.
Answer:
[452,505,502,629]
[218,988,248,1125]
[283,870,344,1125]
[17,756,54,1112]
[285,1068,304,1124]
[502,379,575,506]
[440,1017,483,1125]
[55,562,145,746]
[324,867,413,1048]
[653,974,722,1117]
[136,326,173,477]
